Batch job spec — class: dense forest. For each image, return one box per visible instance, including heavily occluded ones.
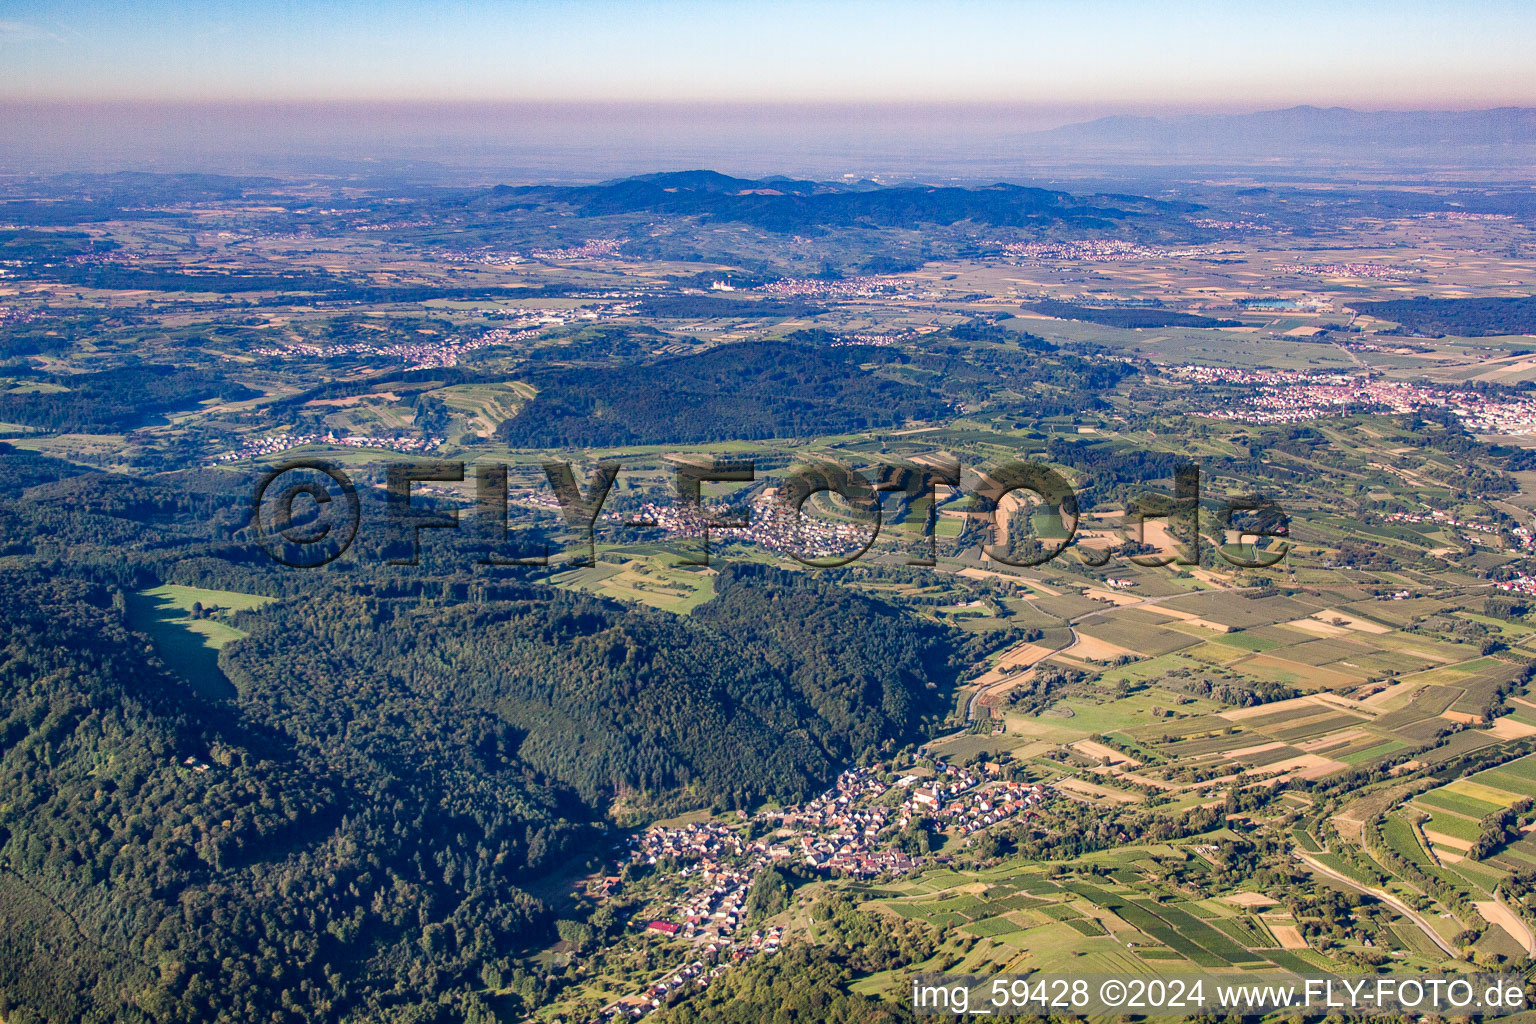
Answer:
[0,445,974,1023]
[497,330,1134,448]
[0,364,257,433]
[1351,295,1536,337]
[0,228,111,260]
[222,564,957,813]
[906,336,1133,415]
[498,341,951,447]
[0,563,580,1024]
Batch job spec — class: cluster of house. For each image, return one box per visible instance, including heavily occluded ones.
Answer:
[583,820,799,1022]
[590,957,714,1023]
[636,820,745,863]
[766,766,913,877]
[1276,262,1407,279]
[1208,376,1374,423]
[543,489,874,562]
[351,216,436,232]
[666,869,751,946]
[1177,365,1536,434]
[1451,394,1536,436]
[583,760,1054,1023]
[1383,508,1502,537]
[252,322,554,369]
[759,275,903,299]
[530,238,624,260]
[1497,575,1536,597]
[1336,339,1431,355]
[427,239,625,265]
[622,768,912,939]
[215,430,444,462]
[907,759,982,803]
[835,332,905,347]
[431,244,525,268]
[914,777,1050,835]
[1190,218,1273,232]
[998,239,1174,261]
[0,304,40,326]
[1169,365,1297,385]
[742,488,881,560]
[1414,211,1514,222]
[630,822,764,946]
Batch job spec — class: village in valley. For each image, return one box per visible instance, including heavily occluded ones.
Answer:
[581,759,1051,1021]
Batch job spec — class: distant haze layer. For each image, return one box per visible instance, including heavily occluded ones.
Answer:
[4,102,1535,182]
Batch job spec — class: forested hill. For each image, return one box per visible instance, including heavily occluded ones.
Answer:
[496,333,1129,448]
[481,169,1192,233]
[0,564,578,1024]
[222,564,960,813]
[0,441,987,1023]
[498,341,950,447]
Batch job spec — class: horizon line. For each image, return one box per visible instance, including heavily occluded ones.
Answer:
[5,98,1536,113]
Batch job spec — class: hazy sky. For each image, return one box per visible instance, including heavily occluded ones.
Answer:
[3,0,1535,108]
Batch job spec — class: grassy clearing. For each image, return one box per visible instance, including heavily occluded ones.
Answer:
[127,584,275,699]
[552,556,716,613]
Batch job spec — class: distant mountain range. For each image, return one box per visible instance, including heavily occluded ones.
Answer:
[1019,105,1536,169]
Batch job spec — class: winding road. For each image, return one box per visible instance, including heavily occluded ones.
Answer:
[1293,851,1458,958]
[963,625,1080,722]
